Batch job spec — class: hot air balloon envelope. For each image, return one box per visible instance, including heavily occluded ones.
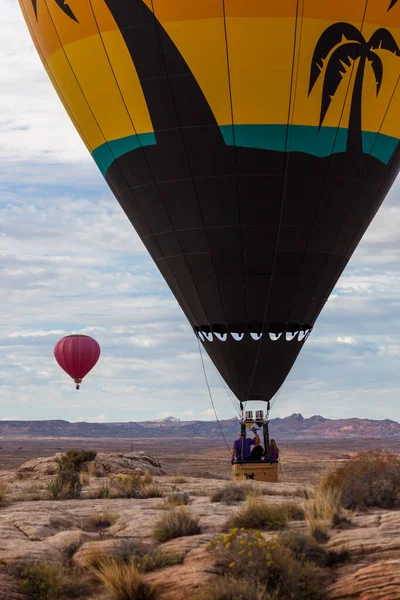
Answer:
[54,335,100,389]
[20,0,400,402]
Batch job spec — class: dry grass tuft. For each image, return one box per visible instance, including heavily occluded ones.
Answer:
[87,506,119,530]
[283,502,305,521]
[79,471,91,486]
[142,470,153,485]
[211,483,247,505]
[90,557,159,600]
[165,492,190,506]
[153,507,200,542]
[228,497,288,530]
[169,476,188,484]
[143,484,165,499]
[197,576,264,600]
[322,451,400,509]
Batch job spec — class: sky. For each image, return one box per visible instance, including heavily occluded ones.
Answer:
[1,2,400,424]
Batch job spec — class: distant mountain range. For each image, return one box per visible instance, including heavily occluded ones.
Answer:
[0,413,399,440]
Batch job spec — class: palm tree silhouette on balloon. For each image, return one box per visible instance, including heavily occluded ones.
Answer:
[31,0,78,22]
[308,23,400,155]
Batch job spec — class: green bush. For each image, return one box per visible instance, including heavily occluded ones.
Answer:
[153,507,200,542]
[211,484,247,505]
[228,498,288,530]
[322,451,400,509]
[19,563,65,599]
[58,449,97,473]
[133,550,180,573]
[207,529,326,600]
[59,470,82,499]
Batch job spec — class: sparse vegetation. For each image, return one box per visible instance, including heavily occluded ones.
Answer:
[228,497,288,530]
[17,486,43,502]
[165,492,190,506]
[207,529,326,600]
[86,506,119,530]
[97,482,111,499]
[112,474,143,499]
[283,502,305,521]
[46,470,82,500]
[0,479,9,501]
[79,471,91,486]
[321,451,400,509]
[90,557,159,600]
[57,449,97,473]
[211,483,247,505]
[169,476,188,484]
[18,562,90,599]
[132,549,181,573]
[143,483,165,499]
[142,470,153,485]
[153,507,200,542]
[197,576,264,600]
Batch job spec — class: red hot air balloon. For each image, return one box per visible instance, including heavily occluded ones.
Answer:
[54,335,100,390]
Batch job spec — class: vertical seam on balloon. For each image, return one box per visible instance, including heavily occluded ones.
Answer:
[285,0,371,328]
[91,0,209,327]
[244,0,302,402]
[149,0,232,333]
[18,1,92,153]
[219,0,250,398]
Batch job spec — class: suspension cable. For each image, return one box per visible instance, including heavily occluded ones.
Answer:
[197,339,232,454]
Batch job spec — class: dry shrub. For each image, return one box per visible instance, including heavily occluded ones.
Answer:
[153,507,200,542]
[46,476,69,501]
[97,482,111,499]
[19,562,90,599]
[143,484,165,499]
[169,476,188,484]
[228,497,288,530]
[211,483,247,505]
[142,470,153,485]
[322,451,400,509]
[112,474,143,499]
[133,549,181,573]
[197,576,264,600]
[282,502,305,521]
[79,471,91,486]
[87,506,119,530]
[166,492,190,506]
[90,557,158,600]
[207,529,326,600]
[0,480,9,501]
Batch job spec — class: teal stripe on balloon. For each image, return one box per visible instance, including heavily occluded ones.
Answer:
[219,124,399,164]
[92,132,156,175]
[92,126,398,173]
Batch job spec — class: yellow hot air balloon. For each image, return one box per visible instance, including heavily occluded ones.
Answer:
[19,0,400,405]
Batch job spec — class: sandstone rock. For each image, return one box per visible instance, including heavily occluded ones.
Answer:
[327,559,400,599]
[159,534,214,561]
[144,546,223,600]
[73,538,150,567]
[0,573,29,600]
[327,510,400,562]
[92,451,165,477]
[46,530,93,555]
[16,456,61,480]
[16,451,165,480]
